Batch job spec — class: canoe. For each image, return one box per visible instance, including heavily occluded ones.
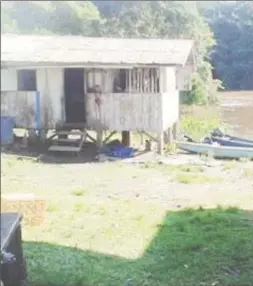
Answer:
[176,141,253,159]
[210,136,253,148]
[211,128,253,144]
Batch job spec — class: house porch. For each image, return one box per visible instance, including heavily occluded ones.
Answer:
[1,65,180,154]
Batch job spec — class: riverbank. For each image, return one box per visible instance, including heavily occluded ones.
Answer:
[181,90,253,139]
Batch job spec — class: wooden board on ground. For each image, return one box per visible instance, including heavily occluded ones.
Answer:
[1,194,46,226]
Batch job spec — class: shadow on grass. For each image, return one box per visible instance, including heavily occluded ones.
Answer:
[24,208,253,286]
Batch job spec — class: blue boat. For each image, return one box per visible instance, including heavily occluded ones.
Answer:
[176,141,253,160]
[209,136,253,148]
[211,128,253,145]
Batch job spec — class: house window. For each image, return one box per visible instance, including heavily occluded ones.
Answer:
[131,68,160,93]
[86,69,104,93]
[17,69,37,91]
[113,68,160,93]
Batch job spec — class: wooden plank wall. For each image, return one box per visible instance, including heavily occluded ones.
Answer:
[36,68,64,129]
[176,65,194,91]
[1,68,65,130]
[86,93,163,132]
[1,91,37,128]
[161,91,179,130]
[1,68,17,91]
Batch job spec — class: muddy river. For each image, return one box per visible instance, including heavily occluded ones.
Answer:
[220,91,253,139]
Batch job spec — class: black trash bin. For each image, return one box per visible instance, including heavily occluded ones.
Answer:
[1,213,27,286]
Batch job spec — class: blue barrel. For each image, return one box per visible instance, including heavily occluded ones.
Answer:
[1,116,14,145]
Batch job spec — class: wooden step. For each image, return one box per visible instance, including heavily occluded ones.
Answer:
[61,122,86,129]
[58,130,83,136]
[55,138,80,143]
[48,127,87,154]
[48,145,81,152]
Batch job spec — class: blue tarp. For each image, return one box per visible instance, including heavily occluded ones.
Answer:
[104,143,135,159]
[1,116,14,145]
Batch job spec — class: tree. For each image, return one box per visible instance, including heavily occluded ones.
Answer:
[201,1,253,90]
[101,1,221,104]
[1,1,18,33]
[1,1,102,36]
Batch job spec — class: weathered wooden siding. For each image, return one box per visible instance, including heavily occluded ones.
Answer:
[176,65,194,91]
[37,68,64,128]
[1,66,181,132]
[162,91,179,130]
[1,91,37,128]
[86,93,163,132]
[159,67,180,130]
[1,68,64,129]
[86,69,117,93]
[1,68,17,91]
[105,69,118,93]
[160,67,176,92]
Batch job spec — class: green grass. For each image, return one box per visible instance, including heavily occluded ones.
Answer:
[46,201,61,212]
[1,155,253,286]
[243,168,253,178]
[174,173,223,184]
[141,162,223,184]
[23,204,253,286]
[222,160,237,171]
[71,189,87,196]
[142,162,204,173]
[239,157,251,163]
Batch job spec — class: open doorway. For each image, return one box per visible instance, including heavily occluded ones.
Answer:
[64,68,85,123]
[113,69,127,93]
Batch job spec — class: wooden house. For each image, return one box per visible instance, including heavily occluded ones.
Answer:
[1,34,195,153]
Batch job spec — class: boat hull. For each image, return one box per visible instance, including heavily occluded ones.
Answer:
[211,129,253,144]
[227,135,253,144]
[210,136,253,148]
[176,141,253,159]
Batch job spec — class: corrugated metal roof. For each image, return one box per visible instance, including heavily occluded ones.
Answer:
[1,34,194,66]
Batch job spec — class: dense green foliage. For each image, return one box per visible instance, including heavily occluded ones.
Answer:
[200,1,253,90]
[1,1,101,35]
[1,1,252,102]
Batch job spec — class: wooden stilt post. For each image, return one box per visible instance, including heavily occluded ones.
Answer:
[168,128,173,144]
[140,132,144,146]
[28,129,37,141]
[39,129,48,144]
[164,128,173,145]
[96,127,103,149]
[122,131,131,147]
[172,121,179,140]
[157,132,164,155]
[164,130,168,144]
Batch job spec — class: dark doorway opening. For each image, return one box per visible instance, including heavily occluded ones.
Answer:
[64,68,85,123]
[113,69,127,93]
[17,69,37,91]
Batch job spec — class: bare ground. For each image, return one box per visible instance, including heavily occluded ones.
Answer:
[1,151,253,211]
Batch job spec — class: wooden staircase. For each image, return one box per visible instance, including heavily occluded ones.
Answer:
[48,123,87,154]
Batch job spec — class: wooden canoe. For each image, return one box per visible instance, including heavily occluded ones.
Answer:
[210,136,253,148]
[211,129,253,144]
[176,141,253,159]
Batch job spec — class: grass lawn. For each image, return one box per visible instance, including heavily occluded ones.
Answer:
[23,206,253,286]
[1,154,253,286]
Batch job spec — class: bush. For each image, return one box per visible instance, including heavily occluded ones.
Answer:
[180,115,221,140]
[182,61,224,105]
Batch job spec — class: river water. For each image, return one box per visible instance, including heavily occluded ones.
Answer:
[220,91,253,139]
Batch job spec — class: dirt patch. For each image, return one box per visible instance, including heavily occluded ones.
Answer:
[1,152,253,210]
